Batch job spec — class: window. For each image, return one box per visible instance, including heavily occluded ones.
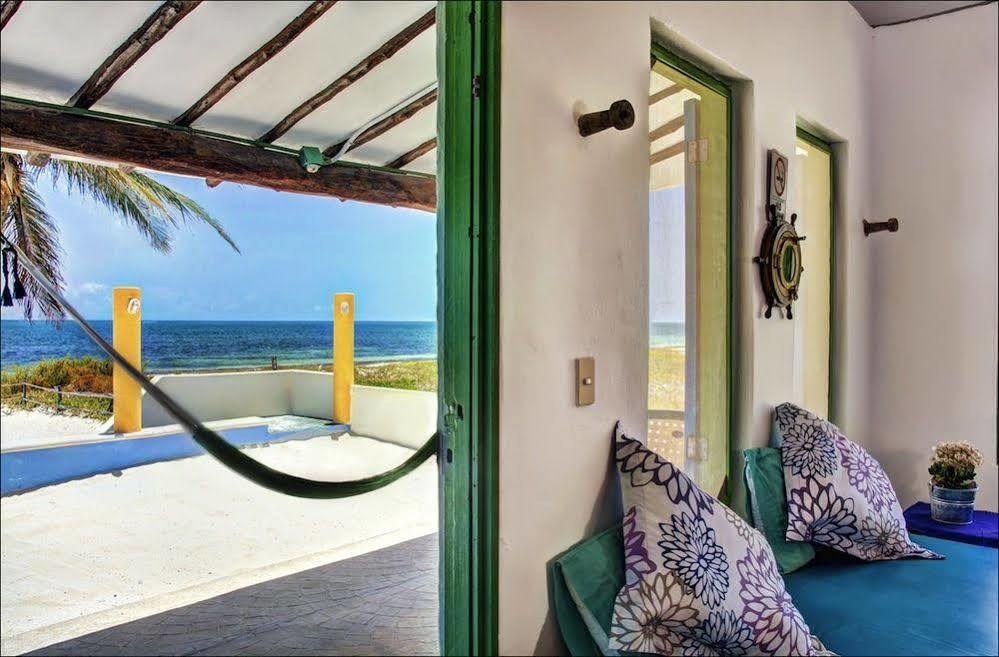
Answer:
[793,129,833,419]
[648,49,730,496]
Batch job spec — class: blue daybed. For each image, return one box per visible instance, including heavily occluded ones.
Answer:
[551,524,999,656]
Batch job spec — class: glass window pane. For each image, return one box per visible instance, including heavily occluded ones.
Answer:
[648,60,729,495]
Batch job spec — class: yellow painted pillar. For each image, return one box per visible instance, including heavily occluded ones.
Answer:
[333,292,355,423]
[112,287,142,433]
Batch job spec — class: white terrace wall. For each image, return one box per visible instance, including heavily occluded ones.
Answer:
[141,372,436,449]
[498,2,875,654]
[868,3,999,512]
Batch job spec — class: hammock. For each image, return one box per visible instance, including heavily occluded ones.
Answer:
[0,235,438,499]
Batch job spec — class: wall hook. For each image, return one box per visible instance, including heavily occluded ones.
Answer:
[863,217,899,236]
[578,100,635,137]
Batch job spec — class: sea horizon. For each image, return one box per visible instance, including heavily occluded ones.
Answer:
[1,319,685,371]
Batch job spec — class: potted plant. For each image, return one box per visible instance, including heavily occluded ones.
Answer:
[928,441,984,525]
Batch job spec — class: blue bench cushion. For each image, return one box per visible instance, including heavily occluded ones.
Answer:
[784,534,998,656]
[551,528,998,656]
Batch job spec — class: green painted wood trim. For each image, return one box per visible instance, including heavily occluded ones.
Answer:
[472,1,501,654]
[795,126,838,423]
[438,1,500,654]
[796,126,832,154]
[650,43,730,98]
[651,44,734,501]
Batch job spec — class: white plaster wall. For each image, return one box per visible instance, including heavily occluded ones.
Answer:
[142,370,296,428]
[498,2,875,653]
[140,372,436,448]
[868,3,999,512]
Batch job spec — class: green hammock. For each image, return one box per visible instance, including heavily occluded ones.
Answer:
[1,235,438,499]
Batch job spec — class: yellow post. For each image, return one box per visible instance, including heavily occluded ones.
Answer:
[333,292,355,423]
[112,287,142,433]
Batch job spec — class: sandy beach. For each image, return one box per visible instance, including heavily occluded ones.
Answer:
[0,433,437,655]
[0,409,104,451]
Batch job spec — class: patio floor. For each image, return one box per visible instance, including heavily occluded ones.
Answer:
[27,533,438,656]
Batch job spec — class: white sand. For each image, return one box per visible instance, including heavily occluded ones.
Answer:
[0,434,437,655]
[1,409,104,451]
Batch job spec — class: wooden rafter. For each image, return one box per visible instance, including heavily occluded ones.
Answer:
[650,114,684,142]
[323,87,437,158]
[388,137,436,170]
[650,141,685,166]
[1,99,436,212]
[173,1,337,126]
[0,0,22,30]
[649,84,683,106]
[69,1,201,109]
[259,8,436,144]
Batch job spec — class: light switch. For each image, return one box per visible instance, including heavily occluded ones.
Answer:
[576,357,595,406]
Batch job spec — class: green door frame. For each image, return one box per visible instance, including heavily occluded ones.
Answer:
[794,126,837,424]
[438,2,500,655]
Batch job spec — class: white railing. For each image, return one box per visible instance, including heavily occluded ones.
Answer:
[648,408,685,468]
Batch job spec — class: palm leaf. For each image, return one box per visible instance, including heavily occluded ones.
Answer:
[46,160,239,253]
[1,153,65,320]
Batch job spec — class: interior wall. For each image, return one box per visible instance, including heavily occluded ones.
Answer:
[498,2,874,654]
[868,3,999,511]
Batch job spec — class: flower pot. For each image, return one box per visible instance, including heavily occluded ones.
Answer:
[929,484,977,525]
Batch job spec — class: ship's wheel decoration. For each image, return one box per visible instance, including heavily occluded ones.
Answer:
[754,150,805,319]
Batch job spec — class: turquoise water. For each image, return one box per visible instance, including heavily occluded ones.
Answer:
[0,320,436,371]
[650,321,685,348]
[1,320,682,371]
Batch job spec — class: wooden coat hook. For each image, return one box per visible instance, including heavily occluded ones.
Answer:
[578,100,635,137]
[863,217,899,236]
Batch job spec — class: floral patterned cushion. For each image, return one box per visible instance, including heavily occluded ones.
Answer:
[609,423,817,656]
[773,402,940,561]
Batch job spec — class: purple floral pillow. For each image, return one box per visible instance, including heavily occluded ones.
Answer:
[774,403,940,561]
[610,424,818,656]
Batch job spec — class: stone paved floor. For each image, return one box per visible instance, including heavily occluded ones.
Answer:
[28,533,438,656]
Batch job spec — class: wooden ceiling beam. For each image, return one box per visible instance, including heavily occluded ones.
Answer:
[1,99,436,212]
[649,84,683,106]
[323,87,437,158]
[388,137,436,170]
[649,114,684,142]
[259,8,436,144]
[650,141,685,166]
[173,1,337,127]
[70,1,201,109]
[1,0,23,31]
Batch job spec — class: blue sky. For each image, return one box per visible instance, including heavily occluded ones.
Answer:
[2,170,437,322]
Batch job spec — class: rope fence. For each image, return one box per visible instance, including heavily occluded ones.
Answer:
[0,381,113,414]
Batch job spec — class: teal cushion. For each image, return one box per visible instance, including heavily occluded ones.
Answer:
[549,525,624,656]
[743,447,815,574]
[551,530,998,657]
[784,535,998,656]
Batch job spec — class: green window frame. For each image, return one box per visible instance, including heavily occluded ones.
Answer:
[649,43,734,499]
[795,126,837,424]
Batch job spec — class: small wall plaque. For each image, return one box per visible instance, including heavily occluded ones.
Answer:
[575,357,595,406]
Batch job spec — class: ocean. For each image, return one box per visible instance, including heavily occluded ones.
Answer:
[1,320,685,371]
[1,320,437,372]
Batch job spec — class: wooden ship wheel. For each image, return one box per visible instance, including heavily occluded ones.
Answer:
[754,206,805,319]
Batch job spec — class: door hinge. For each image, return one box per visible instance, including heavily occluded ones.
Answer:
[686,138,709,164]
[472,74,482,98]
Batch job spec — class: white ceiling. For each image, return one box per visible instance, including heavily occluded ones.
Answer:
[0,0,438,174]
[850,1,987,27]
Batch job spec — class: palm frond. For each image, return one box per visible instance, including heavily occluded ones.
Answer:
[45,160,239,254]
[1,153,65,321]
